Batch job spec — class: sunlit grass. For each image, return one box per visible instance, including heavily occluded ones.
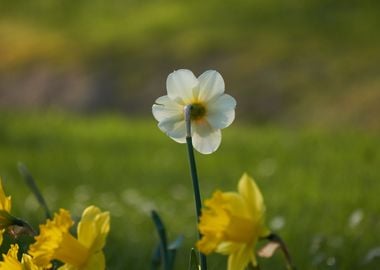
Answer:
[0,112,379,269]
[1,1,380,128]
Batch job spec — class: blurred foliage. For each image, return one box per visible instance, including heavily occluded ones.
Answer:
[0,112,379,269]
[0,0,379,127]
[1,2,379,267]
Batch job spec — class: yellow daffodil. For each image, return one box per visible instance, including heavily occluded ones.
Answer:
[0,178,12,245]
[197,173,270,270]
[29,206,110,270]
[0,179,35,244]
[0,244,41,270]
[0,179,11,213]
[152,69,236,154]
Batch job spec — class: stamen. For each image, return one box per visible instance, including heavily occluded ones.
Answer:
[190,103,207,121]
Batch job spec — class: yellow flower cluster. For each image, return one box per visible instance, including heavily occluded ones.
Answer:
[0,178,110,270]
[197,174,271,270]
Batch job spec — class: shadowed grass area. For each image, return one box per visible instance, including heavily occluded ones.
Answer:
[0,112,379,269]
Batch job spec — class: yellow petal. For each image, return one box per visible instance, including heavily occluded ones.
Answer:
[28,209,74,268]
[196,234,221,255]
[200,191,230,231]
[222,192,250,218]
[77,206,110,252]
[6,244,19,259]
[238,174,272,239]
[0,229,3,246]
[58,252,104,270]
[0,244,22,269]
[0,179,11,213]
[21,254,41,270]
[227,244,255,270]
[52,209,74,232]
[84,252,105,270]
[215,241,240,255]
[238,173,265,220]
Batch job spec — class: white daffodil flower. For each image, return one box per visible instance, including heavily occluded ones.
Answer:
[152,69,236,154]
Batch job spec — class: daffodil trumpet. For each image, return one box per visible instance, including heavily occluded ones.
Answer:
[184,105,207,270]
[29,206,110,270]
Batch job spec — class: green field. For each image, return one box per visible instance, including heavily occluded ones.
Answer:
[0,112,379,269]
[1,1,380,128]
[1,1,379,268]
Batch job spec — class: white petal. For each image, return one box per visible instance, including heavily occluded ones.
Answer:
[207,94,237,129]
[192,121,221,154]
[198,70,225,102]
[171,135,186,143]
[166,69,198,103]
[155,95,173,104]
[158,118,187,143]
[152,96,183,122]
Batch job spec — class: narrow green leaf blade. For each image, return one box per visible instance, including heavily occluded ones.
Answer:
[18,163,51,219]
[189,248,200,270]
[151,210,169,270]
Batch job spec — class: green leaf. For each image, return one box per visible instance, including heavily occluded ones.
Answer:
[188,248,200,270]
[168,235,184,250]
[167,235,184,269]
[151,210,169,270]
[151,244,161,270]
[18,163,52,219]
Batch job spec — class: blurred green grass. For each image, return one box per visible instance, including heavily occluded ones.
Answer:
[1,0,380,127]
[0,112,379,269]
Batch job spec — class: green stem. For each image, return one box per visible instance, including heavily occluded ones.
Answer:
[186,136,207,270]
[184,105,207,270]
[186,137,203,223]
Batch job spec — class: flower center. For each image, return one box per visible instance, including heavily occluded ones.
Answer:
[190,103,206,121]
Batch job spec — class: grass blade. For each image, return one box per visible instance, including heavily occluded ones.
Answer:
[18,162,52,219]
